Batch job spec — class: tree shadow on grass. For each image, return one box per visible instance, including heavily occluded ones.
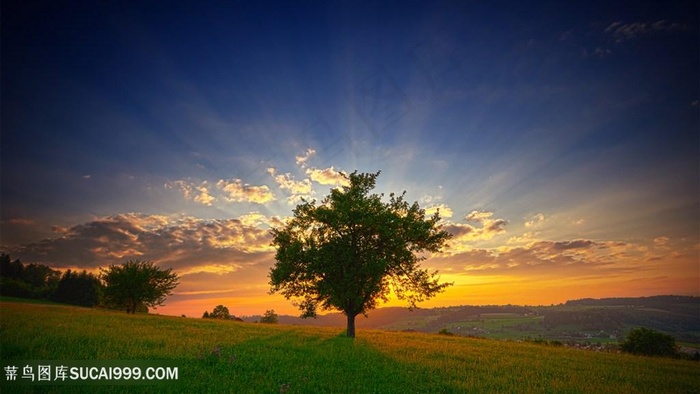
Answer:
[188,330,463,393]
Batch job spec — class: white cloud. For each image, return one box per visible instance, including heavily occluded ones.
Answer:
[295,148,316,168]
[525,213,545,227]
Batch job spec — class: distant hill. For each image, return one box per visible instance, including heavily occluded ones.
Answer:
[548,295,700,343]
[243,295,700,344]
[564,295,698,313]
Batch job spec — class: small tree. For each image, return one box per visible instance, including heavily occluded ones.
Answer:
[202,311,210,318]
[100,260,179,314]
[621,327,678,357]
[210,304,231,319]
[260,309,279,324]
[269,171,452,338]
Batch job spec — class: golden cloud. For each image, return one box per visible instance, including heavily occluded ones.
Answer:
[168,180,216,206]
[465,210,495,223]
[295,148,316,168]
[238,212,268,227]
[305,166,349,186]
[193,185,216,206]
[524,213,545,227]
[425,204,453,219]
[433,239,615,277]
[429,232,699,298]
[653,236,670,247]
[216,179,276,204]
[267,167,314,203]
[442,210,508,249]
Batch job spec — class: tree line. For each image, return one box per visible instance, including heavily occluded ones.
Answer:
[202,304,243,321]
[201,305,279,324]
[0,254,98,305]
[0,254,178,313]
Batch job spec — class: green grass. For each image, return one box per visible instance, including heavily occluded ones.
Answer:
[1,301,699,393]
[436,314,547,340]
[0,296,64,305]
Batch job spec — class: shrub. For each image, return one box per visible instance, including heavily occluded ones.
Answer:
[260,309,279,324]
[210,305,230,319]
[620,327,678,357]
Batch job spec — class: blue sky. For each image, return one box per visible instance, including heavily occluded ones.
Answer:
[2,1,698,316]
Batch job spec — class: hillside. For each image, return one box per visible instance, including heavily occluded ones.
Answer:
[244,296,700,345]
[2,300,698,393]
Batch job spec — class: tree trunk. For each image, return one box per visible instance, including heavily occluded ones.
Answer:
[346,313,357,338]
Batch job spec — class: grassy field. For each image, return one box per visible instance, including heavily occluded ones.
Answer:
[379,311,609,343]
[1,300,699,393]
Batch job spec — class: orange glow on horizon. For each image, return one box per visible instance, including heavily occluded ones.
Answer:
[154,272,700,318]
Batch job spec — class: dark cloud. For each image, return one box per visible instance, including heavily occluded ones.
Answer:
[4,213,274,274]
[433,238,638,277]
[443,224,474,237]
[486,219,508,233]
[442,211,508,245]
[540,239,594,251]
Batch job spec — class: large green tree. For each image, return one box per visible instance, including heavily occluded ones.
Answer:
[101,260,179,314]
[269,171,452,338]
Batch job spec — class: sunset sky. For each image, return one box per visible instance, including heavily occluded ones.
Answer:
[2,1,698,318]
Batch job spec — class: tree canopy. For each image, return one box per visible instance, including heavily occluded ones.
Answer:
[100,260,179,314]
[269,171,452,337]
[210,304,231,319]
[621,327,679,357]
[0,254,61,299]
[52,269,102,307]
